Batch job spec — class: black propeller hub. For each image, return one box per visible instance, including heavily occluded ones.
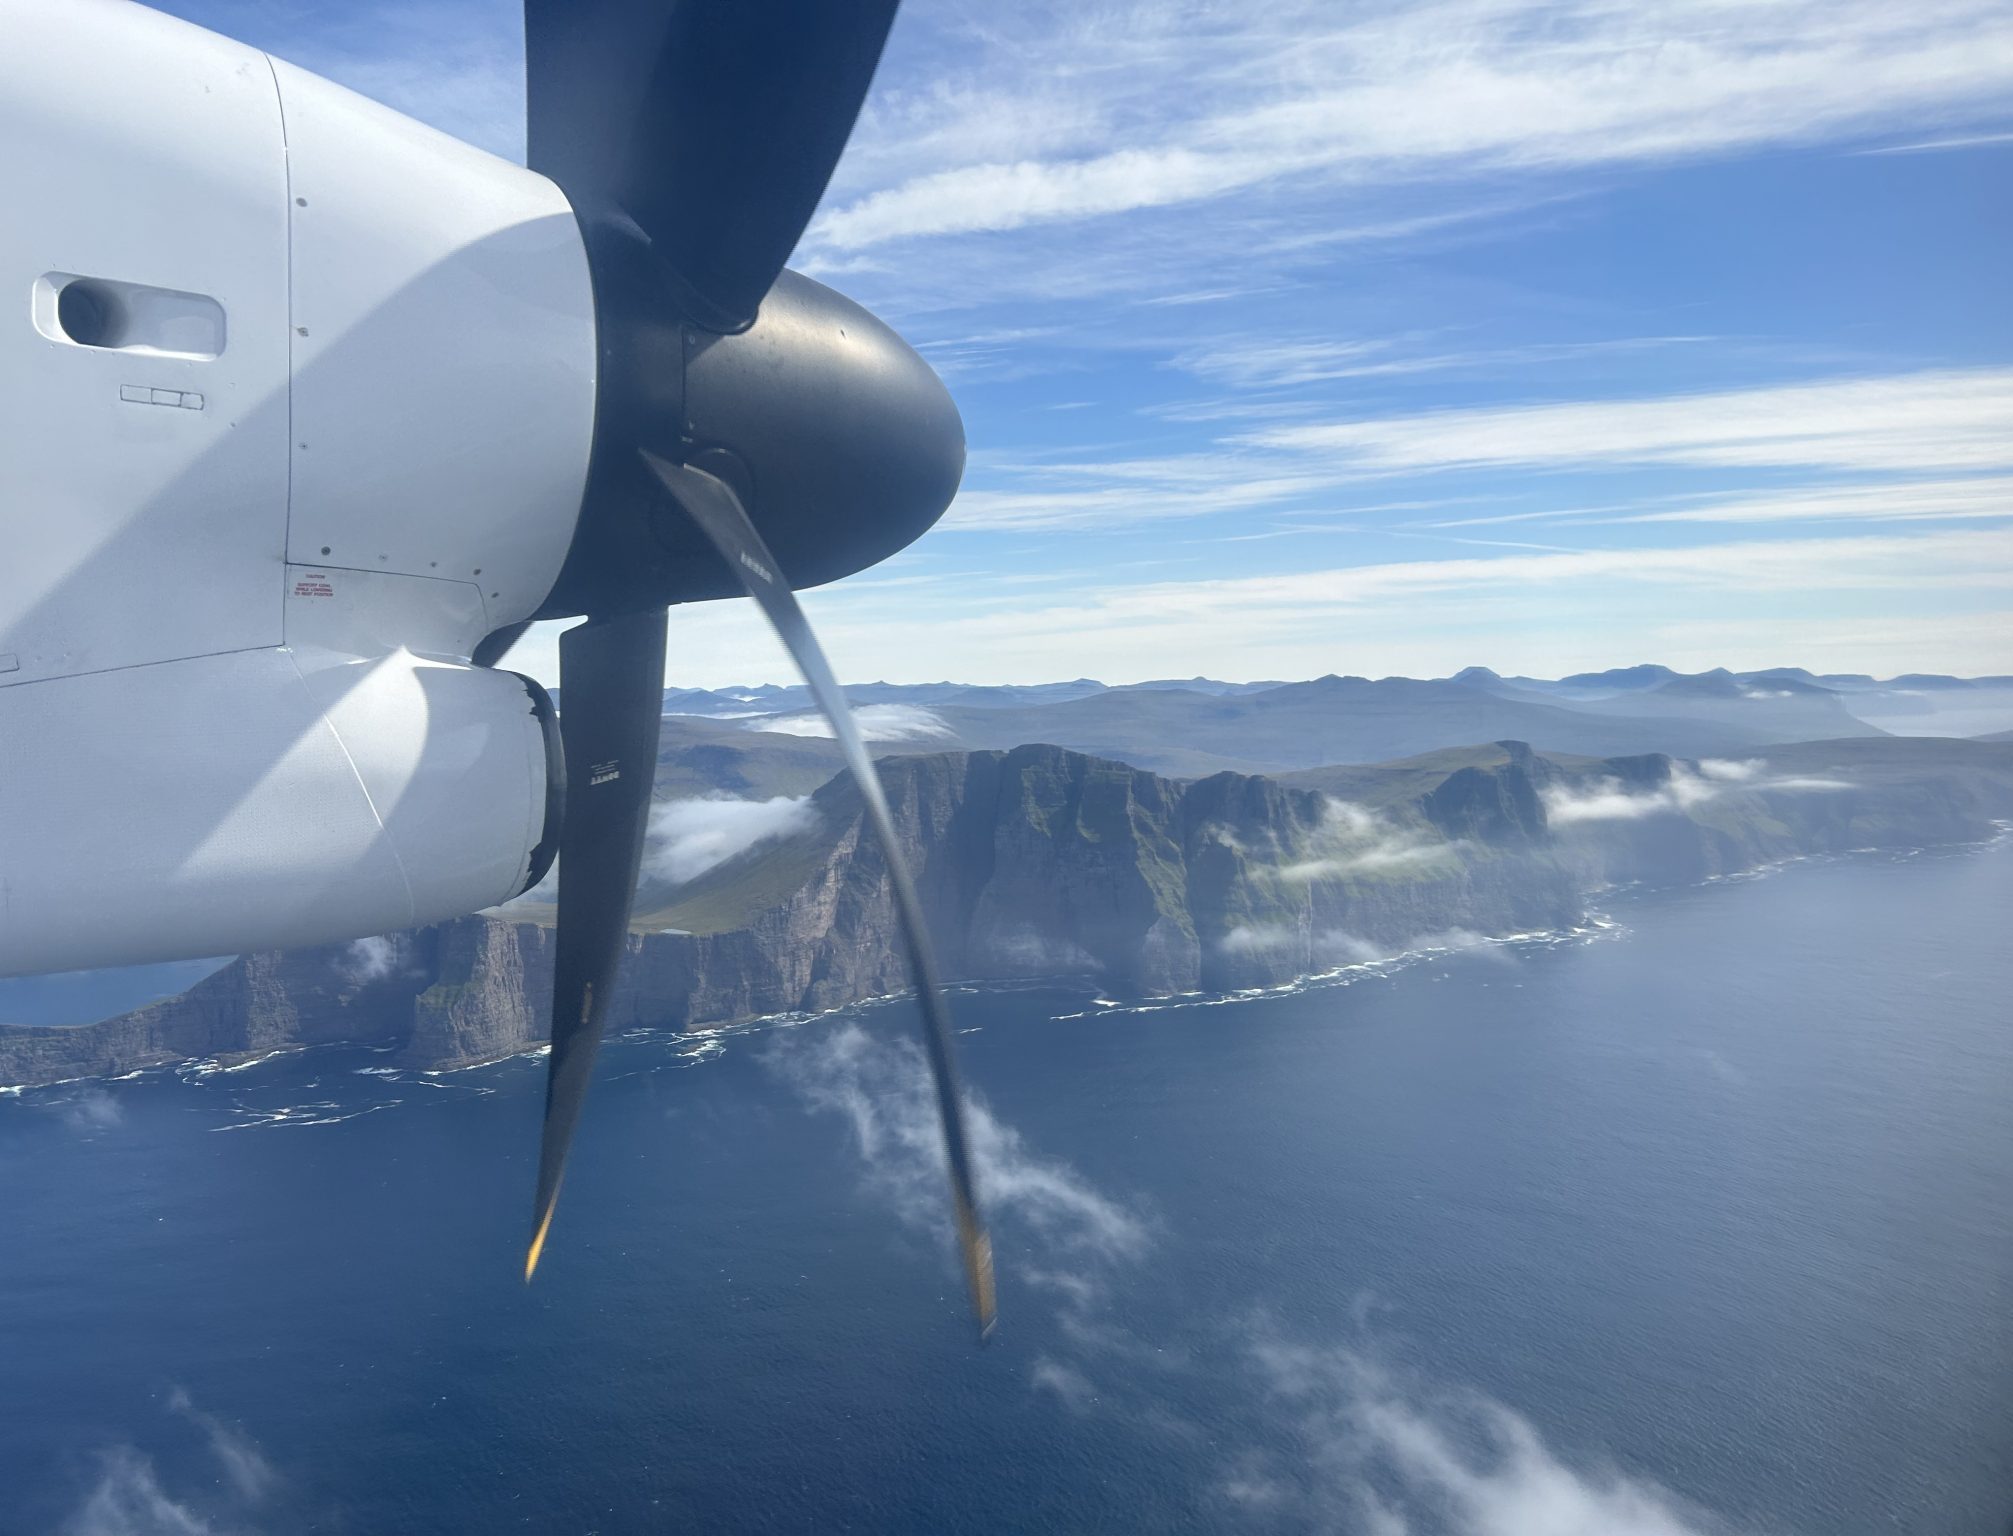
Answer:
[536,248,964,619]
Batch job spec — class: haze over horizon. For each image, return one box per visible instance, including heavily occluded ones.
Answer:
[656,660,2012,690]
[155,0,2013,687]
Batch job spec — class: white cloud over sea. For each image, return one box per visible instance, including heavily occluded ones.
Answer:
[59,1087,126,1134]
[1230,1331,1736,1535]
[60,1389,278,1536]
[766,1023,1148,1269]
[765,1017,1738,1533]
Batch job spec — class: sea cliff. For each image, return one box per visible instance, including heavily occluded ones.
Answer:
[5,738,2008,1086]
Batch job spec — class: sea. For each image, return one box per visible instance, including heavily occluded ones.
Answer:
[2,840,2010,1535]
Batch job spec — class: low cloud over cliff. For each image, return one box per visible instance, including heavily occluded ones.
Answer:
[1279,797,1463,881]
[645,795,818,886]
[1543,758,1850,825]
[753,704,955,742]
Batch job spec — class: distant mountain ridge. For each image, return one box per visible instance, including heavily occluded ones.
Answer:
[650,664,2013,771]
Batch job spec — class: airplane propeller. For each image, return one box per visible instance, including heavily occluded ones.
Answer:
[508,0,994,1338]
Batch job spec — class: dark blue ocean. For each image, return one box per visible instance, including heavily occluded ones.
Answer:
[4,842,2011,1534]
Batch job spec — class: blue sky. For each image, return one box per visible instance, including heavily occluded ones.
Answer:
[167,0,2013,684]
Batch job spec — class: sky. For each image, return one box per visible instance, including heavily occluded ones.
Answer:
[166,0,2013,685]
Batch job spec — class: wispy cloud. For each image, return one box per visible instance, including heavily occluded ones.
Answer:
[765,1023,1150,1277]
[1218,923,1355,959]
[336,935,412,986]
[769,1012,1742,1532]
[1232,1330,1738,1535]
[1605,479,2013,528]
[1030,1356,1102,1414]
[1275,798,1460,882]
[166,1389,275,1506]
[60,1088,126,1133]
[778,527,2013,685]
[197,0,2012,691]
[945,372,2013,536]
[1429,478,2013,531]
[760,498,1997,698]
[156,0,524,157]
[1854,129,2013,154]
[61,1447,212,1536]
[1542,769,1718,825]
[977,926,1105,977]
[906,529,2013,641]
[812,0,2013,251]
[1543,758,1849,825]
[1173,335,1710,391]
[1251,369,2013,477]
[644,796,818,886]
[946,470,1324,532]
[60,1390,277,1536]
[752,704,957,742]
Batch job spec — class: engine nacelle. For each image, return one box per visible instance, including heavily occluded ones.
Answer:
[0,633,558,976]
[0,1,591,976]
[0,1,963,981]
[0,1,597,692]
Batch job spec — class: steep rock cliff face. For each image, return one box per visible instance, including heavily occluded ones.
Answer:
[401,921,548,1069]
[6,739,2009,1085]
[0,941,432,1081]
[1175,748,1586,990]
[960,748,1197,993]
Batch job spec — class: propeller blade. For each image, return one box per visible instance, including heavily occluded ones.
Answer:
[527,607,669,1281]
[642,451,997,1339]
[526,0,901,333]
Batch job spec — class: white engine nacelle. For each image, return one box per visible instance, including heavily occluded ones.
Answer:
[0,0,596,974]
[0,637,560,974]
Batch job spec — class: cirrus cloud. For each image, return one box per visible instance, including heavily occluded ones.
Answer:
[812,0,2013,252]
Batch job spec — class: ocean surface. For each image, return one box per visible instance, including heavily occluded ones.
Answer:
[3,842,2010,1535]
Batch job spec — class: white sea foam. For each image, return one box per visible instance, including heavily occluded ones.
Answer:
[1051,917,1624,1022]
[211,1101,399,1132]
[220,1050,291,1073]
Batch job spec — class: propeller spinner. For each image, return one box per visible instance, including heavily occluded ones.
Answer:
[510,0,994,1338]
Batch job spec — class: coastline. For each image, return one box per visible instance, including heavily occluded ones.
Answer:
[6,831,2006,1100]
